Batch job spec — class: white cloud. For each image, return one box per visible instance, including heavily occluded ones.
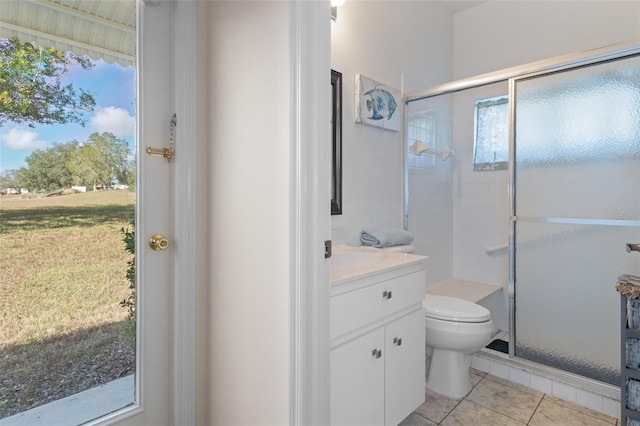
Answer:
[0,127,48,151]
[90,106,135,137]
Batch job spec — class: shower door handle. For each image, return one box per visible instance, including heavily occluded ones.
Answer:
[627,243,640,253]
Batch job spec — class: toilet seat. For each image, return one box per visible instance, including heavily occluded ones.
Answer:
[423,295,491,323]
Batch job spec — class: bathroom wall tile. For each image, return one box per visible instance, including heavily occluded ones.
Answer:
[508,367,530,388]
[529,374,552,394]
[601,397,620,419]
[440,400,525,426]
[471,354,491,373]
[575,389,604,413]
[529,399,612,426]
[465,378,541,423]
[489,359,509,379]
[551,380,577,403]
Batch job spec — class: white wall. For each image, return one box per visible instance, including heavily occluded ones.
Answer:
[202,2,292,424]
[196,2,331,424]
[330,1,454,246]
[454,0,640,79]
[444,1,640,332]
[190,2,640,422]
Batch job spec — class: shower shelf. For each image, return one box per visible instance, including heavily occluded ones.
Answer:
[621,294,640,424]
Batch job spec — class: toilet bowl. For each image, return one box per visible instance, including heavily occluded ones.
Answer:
[423,294,494,399]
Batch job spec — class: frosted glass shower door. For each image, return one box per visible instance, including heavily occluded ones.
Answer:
[513,54,640,385]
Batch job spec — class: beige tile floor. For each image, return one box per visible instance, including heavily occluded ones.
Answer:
[400,369,620,426]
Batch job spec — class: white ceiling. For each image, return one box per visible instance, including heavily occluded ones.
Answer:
[443,0,485,13]
[0,0,135,67]
[0,0,483,68]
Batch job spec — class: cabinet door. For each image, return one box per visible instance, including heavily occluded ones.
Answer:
[384,309,426,426]
[331,328,385,426]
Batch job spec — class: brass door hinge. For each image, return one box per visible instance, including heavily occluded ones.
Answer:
[146,113,176,162]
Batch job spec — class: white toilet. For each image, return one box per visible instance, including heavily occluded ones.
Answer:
[423,294,494,399]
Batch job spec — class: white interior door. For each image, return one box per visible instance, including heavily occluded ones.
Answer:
[95,1,173,424]
[0,0,174,424]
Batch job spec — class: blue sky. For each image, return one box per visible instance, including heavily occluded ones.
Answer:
[0,59,136,173]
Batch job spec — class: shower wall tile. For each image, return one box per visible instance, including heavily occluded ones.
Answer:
[509,367,530,388]
[576,389,604,413]
[489,360,510,379]
[471,354,491,373]
[529,374,553,394]
[552,381,577,403]
[452,140,509,327]
[601,397,619,418]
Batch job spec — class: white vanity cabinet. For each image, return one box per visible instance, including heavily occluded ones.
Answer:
[330,254,426,426]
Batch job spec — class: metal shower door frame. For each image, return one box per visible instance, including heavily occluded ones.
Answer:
[402,42,640,387]
[507,47,640,361]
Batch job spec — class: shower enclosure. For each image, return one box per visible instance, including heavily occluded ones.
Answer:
[512,53,640,386]
[404,43,640,389]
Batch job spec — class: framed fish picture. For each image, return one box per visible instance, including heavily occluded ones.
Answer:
[354,74,401,132]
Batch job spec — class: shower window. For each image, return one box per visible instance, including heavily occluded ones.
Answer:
[473,95,508,171]
[407,109,436,169]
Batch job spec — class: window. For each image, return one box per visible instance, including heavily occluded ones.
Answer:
[407,109,436,169]
[473,95,509,171]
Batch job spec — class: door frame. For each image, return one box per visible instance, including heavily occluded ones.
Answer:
[97,1,331,424]
[289,1,332,425]
[169,1,197,424]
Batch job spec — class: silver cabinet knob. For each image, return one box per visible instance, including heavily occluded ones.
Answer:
[382,291,392,300]
[393,337,402,346]
[371,349,382,359]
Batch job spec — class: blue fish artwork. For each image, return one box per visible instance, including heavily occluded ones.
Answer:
[355,74,401,132]
[364,88,397,121]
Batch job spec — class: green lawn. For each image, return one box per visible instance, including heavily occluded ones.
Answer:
[0,191,135,418]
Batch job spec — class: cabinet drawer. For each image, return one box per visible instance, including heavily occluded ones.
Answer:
[331,271,425,339]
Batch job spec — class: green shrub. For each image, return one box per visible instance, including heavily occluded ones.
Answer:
[120,219,135,344]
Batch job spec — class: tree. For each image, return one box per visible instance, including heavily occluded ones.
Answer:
[20,142,76,191]
[67,132,131,190]
[0,37,96,127]
[0,169,23,193]
[19,132,132,191]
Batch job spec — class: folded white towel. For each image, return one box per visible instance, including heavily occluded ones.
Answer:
[379,244,415,253]
[360,227,414,248]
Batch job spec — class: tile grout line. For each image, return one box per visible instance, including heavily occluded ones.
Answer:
[437,396,466,426]
[430,374,481,425]
[525,394,545,425]
[438,375,486,425]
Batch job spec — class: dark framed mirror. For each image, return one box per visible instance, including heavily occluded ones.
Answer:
[331,69,343,215]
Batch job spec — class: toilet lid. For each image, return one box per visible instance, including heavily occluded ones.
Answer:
[423,295,491,323]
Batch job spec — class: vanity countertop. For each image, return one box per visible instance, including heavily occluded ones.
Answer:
[330,245,427,286]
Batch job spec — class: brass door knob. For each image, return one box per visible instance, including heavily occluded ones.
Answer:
[149,234,170,251]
